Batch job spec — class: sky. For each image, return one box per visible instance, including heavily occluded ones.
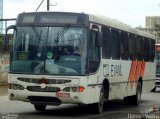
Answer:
[3,0,160,27]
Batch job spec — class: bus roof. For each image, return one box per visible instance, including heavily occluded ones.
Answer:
[17,11,156,40]
[88,14,156,40]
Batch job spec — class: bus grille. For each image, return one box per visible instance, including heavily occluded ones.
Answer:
[17,78,71,84]
[27,86,60,92]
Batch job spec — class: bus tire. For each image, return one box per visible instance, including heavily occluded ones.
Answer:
[124,82,142,105]
[134,82,142,105]
[92,86,104,114]
[151,87,156,92]
[34,105,46,111]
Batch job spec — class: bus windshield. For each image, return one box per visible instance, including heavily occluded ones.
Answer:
[10,26,88,75]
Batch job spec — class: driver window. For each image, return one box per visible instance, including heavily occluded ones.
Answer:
[88,30,100,73]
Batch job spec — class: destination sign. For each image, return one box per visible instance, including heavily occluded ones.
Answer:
[40,15,77,24]
[17,12,89,26]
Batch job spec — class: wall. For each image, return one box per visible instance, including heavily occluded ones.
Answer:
[0,52,9,83]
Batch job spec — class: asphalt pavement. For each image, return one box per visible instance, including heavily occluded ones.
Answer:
[0,85,160,119]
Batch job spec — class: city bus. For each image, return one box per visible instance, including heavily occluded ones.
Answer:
[5,12,156,114]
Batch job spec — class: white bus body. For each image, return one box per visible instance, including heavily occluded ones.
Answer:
[6,12,156,114]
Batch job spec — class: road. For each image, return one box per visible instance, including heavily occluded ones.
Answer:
[0,87,160,119]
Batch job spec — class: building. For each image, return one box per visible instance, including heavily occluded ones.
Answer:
[0,0,3,34]
[145,16,160,42]
[146,16,160,29]
[136,16,160,42]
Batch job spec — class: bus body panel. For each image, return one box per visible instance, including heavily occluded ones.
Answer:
[8,74,93,105]
[7,12,156,108]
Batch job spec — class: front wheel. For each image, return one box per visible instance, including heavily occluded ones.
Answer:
[34,105,46,111]
[92,86,104,114]
[151,87,156,92]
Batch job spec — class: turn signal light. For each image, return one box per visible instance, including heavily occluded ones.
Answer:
[79,86,84,92]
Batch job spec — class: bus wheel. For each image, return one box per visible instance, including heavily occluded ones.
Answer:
[151,87,156,92]
[124,82,142,105]
[133,82,142,105]
[135,82,142,105]
[92,86,104,114]
[34,105,46,111]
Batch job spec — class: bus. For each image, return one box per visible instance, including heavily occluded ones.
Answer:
[5,12,156,114]
[155,43,160,90]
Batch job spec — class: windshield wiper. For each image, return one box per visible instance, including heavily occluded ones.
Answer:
[37,29,42,46]
[55,24,70,43]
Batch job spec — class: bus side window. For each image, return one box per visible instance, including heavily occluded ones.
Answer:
[144,38,150,62]
[136,36,144,60]
[129,34,136,60]
[111,29,120,59]
[102,27,111,59]
[150,39,155,62]
[120,31,129,60]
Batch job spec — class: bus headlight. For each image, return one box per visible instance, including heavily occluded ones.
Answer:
[13,84,18,90]
[19,85,25,90]
[63,87,71,92]
[63,87,78,92]
[72,87,78,92]
[9,83,24,90]
[63,86,84,92]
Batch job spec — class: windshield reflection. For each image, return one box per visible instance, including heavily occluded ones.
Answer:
[11,27,88,75]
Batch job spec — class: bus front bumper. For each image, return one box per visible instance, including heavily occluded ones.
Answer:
[8,89,87,105]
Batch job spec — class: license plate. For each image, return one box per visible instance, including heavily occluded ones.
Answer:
[56,93,70,98]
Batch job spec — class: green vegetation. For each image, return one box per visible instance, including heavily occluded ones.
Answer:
[0,34,3,49]
[155,24,160,39]
[0,33,13,51]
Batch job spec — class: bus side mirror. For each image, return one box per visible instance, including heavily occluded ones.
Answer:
[95,32,103,47]
[4,25,16,50]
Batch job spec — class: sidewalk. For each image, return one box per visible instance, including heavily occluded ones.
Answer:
[0,83,8,96]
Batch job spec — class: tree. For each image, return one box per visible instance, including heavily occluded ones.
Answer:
[0,34,3,49]
[154,24,160,39]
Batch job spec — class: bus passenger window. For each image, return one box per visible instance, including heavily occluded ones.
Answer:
[150,39,155,62]
[111,29,120,59]
[136,36,144,60]
[120,31,129,60]
[102,27,111,59]
[129,34,136,60]
[144,38,150,62]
